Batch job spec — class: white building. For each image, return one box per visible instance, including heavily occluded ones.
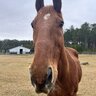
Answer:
[9,46,31,54]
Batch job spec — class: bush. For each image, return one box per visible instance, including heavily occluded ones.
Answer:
[71,44,83,53]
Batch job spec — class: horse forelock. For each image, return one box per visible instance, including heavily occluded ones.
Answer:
[36,6,62,20]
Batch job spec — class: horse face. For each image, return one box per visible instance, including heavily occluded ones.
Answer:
[29,0,64,94]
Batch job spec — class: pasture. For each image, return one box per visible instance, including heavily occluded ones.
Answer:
[0,54,96,96]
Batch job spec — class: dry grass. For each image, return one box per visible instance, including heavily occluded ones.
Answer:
[0,54,96,96]
[78,54,96,96]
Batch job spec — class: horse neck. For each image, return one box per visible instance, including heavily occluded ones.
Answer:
[57,47,70,89]
[59,47,69,71]
[61,47,69,74]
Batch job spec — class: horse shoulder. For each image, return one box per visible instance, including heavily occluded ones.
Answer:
[65,47,82,86]
[65,47,79,59]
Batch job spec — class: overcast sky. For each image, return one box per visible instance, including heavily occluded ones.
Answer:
[0,0,96,40]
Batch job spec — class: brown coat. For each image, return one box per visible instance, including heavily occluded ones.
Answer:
[29,1,82,96]
[48,47,82,96]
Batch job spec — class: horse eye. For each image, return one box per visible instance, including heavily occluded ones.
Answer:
[59,21,64,28]
[31,21,34,28]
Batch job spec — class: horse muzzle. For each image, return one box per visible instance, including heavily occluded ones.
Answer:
[30,67,53,94]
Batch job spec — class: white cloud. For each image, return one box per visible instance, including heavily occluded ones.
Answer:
[0,0,96,40]
[62,0,96,28]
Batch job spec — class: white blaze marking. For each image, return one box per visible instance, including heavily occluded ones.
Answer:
[44,13,51,20]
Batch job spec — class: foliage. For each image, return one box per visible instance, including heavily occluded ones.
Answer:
[0,39,34,53]
[64,22,96,53]
[0,22,96,53]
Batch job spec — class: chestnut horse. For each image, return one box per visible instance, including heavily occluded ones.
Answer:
[29,0,82,96]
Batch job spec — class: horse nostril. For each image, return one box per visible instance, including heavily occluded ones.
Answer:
[31,76,36,87]
[46,67,52,84]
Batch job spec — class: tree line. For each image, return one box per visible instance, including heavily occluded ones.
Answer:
[0,22,96,54]
[64,22,96,53]
[0,39,34,53]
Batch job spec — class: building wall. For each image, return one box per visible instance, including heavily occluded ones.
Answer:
[9,46,30,54]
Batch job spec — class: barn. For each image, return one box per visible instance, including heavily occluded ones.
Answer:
[9,46,31,54]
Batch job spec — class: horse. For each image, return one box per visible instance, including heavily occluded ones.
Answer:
[29,0,82,96]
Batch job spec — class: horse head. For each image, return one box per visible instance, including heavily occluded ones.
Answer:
[29,0,64,94]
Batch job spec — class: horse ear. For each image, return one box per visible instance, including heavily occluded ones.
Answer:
[53,0,62,13]
[35,0,44,12]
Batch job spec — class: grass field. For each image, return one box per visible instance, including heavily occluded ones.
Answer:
[0,54,96,96]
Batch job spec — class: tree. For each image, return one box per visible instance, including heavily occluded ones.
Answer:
[64,22,96,52]
[90,24,96,50]
[80,22,90,49]
[0,39,34,53]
